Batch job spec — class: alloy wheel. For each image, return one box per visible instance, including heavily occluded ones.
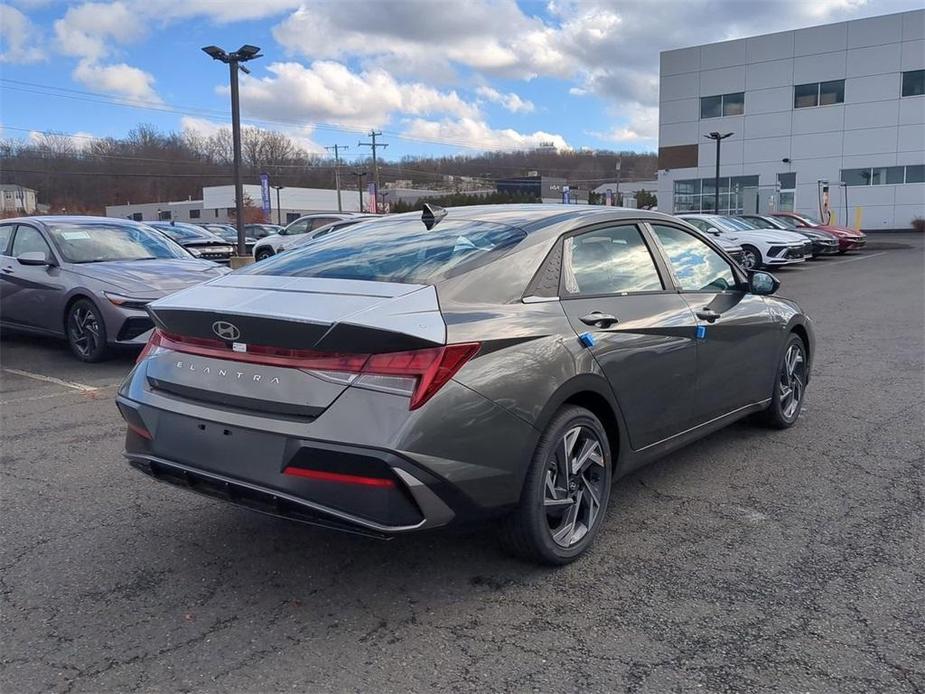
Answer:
[743,248,760,270]
[544,425,606,548]
[778,343,805,420]
[69,305,100,358]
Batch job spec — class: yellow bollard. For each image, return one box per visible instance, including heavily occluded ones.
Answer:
[854,207,863,231]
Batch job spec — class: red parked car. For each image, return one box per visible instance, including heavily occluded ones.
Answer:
[770,212,866,254]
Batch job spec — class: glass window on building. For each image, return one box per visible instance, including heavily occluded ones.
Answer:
[902,70,925,98]
[777,172,796,190]
[157,210,171,221]
[723,92,745,116]
[131,213,143,222]
[906,165,924,183]
[794,83,818,108]
[819,80,845,105]
[842,168,871,186]
[700,95,722,119]
[189,209,201,219]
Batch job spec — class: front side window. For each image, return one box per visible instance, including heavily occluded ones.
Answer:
[285,219,311,235]
[650,224,737,292]
[11,226,52,259]
[0,224,14,254]
[310,217,338,231]
[561,225,663,296]
[902,69,924,97]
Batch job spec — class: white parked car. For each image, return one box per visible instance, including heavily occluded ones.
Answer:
[678,214,808,270]
[252,213,364,261]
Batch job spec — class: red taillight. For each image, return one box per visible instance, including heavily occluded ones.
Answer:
[366,343,480,409]
[135,329,163,363]
[146,328,479,410]
[283,466,395,488]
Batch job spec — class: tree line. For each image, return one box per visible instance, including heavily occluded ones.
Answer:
[0,123,657,215]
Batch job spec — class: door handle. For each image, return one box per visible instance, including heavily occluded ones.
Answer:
[1,267,13,275]
[579,311,619,328]
[696,308,721,323]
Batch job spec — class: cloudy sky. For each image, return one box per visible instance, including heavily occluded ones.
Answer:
[1,0,921,159]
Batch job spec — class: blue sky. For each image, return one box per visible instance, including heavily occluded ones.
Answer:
[1,0,921,161]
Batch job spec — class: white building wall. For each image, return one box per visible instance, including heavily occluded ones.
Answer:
[658,8,925,230]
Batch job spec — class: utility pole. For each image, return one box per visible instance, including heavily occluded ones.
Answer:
[614,156,622,206]
[325,144,349,212]
[358,130,388,212]
[351,171,368,211]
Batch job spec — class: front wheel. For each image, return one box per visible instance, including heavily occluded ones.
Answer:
[498,406,611,565]
[66,298,109,362]
[255,248,274,262]
[741,245,763,270]
[759,333,807,429]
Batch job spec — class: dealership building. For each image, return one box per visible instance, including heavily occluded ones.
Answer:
[656,9,924,230]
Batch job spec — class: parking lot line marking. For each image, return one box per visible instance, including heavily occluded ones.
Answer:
[0,391,85,406]
[1,368,100,393]
[822,251,888,265]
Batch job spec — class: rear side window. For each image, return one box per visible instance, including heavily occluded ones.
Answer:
[246,218,527,284]
[650,224,737,292]
[562,225,663,296]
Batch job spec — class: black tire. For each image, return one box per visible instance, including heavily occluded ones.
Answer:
[498,406,612,565]
[759,333,807,429]
[255,248,274,262]
[741,245,763,270]
[66,298,110,362]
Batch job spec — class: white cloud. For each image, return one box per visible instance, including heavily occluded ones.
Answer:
[137,0,300,22]
[589,105,658,143]
[28,129,95,151]
[475,86,535,114]
[72,60,161,103]
[237,61,480,129]
[53,1,142,61]
[403,117,569,152]
[0,4,46,63]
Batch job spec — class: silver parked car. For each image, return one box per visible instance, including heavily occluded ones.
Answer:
[119,205,814,564]
[0,216,229,361]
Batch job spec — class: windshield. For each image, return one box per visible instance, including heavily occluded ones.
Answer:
[150,222,214,241]
[789,213,819,226]
[48,222,190,263]
[244,217,527,284]
[774,215,802,229]
[721,217,758,231]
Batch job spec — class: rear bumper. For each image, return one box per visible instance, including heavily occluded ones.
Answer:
[116,381,528,536]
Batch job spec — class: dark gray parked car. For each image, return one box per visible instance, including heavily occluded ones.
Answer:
[118,205,814,564]
[0,217,229,361]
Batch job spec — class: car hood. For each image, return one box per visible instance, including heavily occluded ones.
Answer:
[65,259,229,296]
[817,224,864,238]
[737,229,805,244]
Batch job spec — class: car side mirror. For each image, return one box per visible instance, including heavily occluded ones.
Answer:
[749,271,779,295]
[17,251,54,267]
[707,227,721,235]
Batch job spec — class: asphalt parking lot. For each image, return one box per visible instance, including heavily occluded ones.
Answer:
[2,235,923,693]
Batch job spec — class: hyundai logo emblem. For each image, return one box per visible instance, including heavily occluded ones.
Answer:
[212,320,241,341]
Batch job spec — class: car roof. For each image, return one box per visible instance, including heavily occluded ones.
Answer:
[1,215,150,227]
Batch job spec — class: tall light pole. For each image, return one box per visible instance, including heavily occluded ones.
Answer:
[270,184,284,225]
[202,44,262,263]
[705,131,733,214]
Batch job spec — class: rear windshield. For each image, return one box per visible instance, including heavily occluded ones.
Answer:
[244,217,527,284]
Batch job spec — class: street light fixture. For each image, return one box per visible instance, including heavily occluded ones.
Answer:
[705,131,733,214]
[202,43,263,263]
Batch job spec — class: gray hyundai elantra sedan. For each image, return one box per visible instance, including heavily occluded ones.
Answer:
[0,216,229,361]
[118,205,814,564]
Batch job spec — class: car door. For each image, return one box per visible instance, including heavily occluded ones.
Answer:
[646,222,780,422]
[557,222,699,450]
[0,222,17,314]
[1,224,65,333]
